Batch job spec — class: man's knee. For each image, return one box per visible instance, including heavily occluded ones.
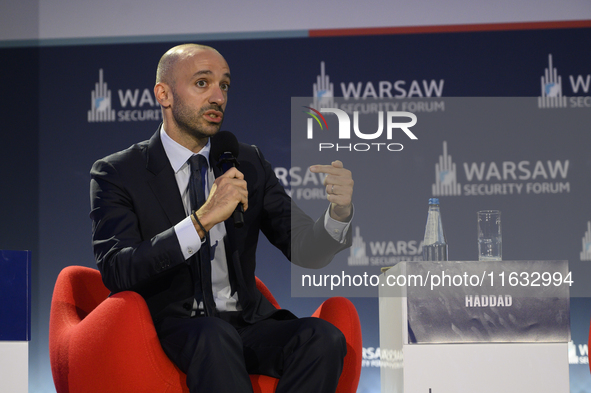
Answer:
[298,318,347,358]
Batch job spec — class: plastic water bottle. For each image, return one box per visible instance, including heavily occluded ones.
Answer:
[422,198,448,261]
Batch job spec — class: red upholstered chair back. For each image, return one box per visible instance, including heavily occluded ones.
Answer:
[255,276,280,309]
[49,266,110,392]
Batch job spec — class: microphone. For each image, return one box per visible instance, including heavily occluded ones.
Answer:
[210,131,244,228]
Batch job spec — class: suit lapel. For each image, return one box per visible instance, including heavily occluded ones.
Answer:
[146,127,187,226]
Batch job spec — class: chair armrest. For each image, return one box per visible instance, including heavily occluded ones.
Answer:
[255,276,281,309]
[313,297,362,393]
[68,291,187,393]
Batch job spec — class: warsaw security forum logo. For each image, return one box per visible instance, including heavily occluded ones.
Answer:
[538,54,567,109]
[348,227,369,266]
[432,141,461,196]
[312,62,334,109]
[581,221,591,261]
[88,69,116,122]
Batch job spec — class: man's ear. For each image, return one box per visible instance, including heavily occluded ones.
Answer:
[154,83,172,108]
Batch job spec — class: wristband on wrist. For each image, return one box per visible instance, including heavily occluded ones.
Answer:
[192,211,207,240]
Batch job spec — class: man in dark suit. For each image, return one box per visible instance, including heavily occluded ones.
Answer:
[90,44,354,393]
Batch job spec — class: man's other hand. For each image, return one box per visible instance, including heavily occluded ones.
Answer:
[309,160,353,222]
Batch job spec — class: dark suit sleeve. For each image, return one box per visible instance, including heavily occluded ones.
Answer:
[90,157,186,294]
[254,147,352,269]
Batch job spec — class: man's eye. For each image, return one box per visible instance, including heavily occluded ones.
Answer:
[196,80,207,87]
[221,83,230,91]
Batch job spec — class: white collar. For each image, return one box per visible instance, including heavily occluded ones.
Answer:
[160,127,211,173]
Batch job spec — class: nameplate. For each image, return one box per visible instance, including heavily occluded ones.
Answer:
[382,260,570,343]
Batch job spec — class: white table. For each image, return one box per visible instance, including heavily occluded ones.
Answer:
[379,261,570,393]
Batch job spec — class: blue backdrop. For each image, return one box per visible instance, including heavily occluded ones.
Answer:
[0,23,590,392]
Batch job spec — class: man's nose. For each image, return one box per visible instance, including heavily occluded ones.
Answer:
[208,85,226,106]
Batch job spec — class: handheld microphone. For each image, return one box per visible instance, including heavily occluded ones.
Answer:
[210,131,244,228]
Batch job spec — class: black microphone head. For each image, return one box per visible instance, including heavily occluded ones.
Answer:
[211,130,240,160]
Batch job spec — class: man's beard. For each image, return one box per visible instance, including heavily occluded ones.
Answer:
[171,91,224,139]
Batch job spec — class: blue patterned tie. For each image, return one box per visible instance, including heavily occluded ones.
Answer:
[188,154,215,315]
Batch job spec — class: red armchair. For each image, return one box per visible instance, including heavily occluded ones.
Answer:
[49,265,362,393]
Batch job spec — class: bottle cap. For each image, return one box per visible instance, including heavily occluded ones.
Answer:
[428,198,439,205]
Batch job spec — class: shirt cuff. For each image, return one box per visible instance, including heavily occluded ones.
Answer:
[174,215,203,260]
[323,205,353,243]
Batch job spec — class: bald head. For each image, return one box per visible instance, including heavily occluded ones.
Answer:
[155,44,221,87]
[153,43,230,151]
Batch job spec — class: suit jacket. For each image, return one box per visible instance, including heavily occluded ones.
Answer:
[90,127,351,324]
